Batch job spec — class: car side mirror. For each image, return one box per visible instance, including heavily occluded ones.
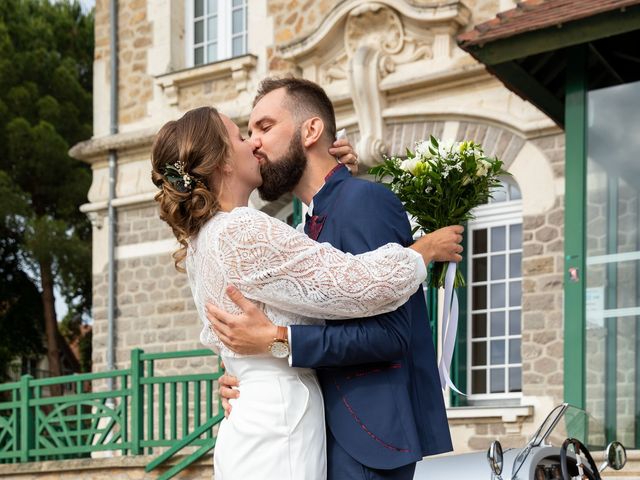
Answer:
[487,440,504,476]
[599,441,627,472]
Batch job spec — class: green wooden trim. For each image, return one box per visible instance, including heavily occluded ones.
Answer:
[636,198,640,448]
[156,438,217,480]
[427,265,438,350]
[141,373,220,384]
[140,349,215,361]
[145,413,223,472]
[451,229,468,406]
[0,348,223,470]
[563,45,588,410]
[293,197,303,227]
[28,390,130,406]
[30,369,130,386]
[466,6,640,66]
[604,175,619,443]
[489,61,565,125]
[19,375,33,463]
[130,349,143,455]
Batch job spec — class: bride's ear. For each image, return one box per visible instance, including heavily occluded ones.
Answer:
[220,159,234,176]
[301,117,324,148]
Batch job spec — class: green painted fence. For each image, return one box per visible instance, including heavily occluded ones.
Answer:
[0,348,224,479]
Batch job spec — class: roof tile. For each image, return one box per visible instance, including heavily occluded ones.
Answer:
[458,0,640,48]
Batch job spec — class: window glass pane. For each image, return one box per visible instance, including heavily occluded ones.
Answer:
[473,257,487,282]
[491,254,505,280]
[509,183,522,200]
[233,0,243,6]
[490,368,505,393]
[473,285,487,310]
[509,339,521,363]
[509,252,522,278]
[510,224,522,249]
[232,36,244,56]
[491,282,505,308]
[472,314,486,338]
[472,342,487,366]
[194,46,204,65]
[208,0,218,13]
[194,0,204,17]
[194,19,204,43]
[509,280,522,307]
[473,229,487,254]
[472,370,486,394]
[509,309,521,335]
[491,226,506,251]
[490,340,505,365]
[490,311,505,336]
[491,183,507,203]
[509,367,522,392]
[232,8,244,33]
[207,43,217,62]
[207,16,217,42]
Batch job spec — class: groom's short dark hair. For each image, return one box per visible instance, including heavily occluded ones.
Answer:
[253,77,337,143]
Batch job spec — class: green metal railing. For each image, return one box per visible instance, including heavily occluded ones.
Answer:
[0,348,223,479]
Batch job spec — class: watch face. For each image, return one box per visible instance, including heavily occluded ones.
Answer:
[269,340,290,358]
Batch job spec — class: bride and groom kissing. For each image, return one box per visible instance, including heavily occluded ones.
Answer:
[151,76,463,480]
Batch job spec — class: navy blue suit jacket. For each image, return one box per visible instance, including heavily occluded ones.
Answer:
[291,165,452,470]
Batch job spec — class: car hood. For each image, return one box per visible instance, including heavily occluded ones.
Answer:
[415,448,521,479]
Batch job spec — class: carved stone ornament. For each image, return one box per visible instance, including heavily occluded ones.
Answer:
[342,3,433,79]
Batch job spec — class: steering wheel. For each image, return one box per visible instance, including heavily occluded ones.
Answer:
[560,438,601,480]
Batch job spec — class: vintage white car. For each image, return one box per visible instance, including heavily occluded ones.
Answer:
[416,403,628,479]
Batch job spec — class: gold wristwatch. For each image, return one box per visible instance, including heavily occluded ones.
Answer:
[268,326,290,358]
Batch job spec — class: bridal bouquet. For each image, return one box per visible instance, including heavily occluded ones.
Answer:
[369,136,507,289]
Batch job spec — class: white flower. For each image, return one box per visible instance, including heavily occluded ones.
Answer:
[475,159,492,177]
[414,141,433,160]
[438,138,455,157]
[400,157,422,175]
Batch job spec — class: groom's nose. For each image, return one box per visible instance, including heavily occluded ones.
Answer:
[249,135,261,150]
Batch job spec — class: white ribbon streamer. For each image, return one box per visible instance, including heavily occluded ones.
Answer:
[438,261,465,395]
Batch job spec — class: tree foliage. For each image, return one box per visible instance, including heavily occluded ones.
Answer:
[0,0,94,377]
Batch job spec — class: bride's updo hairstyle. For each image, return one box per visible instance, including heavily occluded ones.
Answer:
[151,106,230,271]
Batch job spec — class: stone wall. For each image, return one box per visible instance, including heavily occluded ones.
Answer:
[522,134,565,405]
[94,0,154,128]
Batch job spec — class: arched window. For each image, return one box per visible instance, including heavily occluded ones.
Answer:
[466,176,523,401]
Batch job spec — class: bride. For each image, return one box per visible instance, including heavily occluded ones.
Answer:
[150,106,458,480]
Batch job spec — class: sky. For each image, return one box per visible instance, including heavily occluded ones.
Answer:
[79,0,95,12]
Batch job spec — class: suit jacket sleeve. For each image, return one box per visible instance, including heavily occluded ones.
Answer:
[290,182,423,368]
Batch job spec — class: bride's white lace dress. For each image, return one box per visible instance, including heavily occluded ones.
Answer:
[185,207,426,480]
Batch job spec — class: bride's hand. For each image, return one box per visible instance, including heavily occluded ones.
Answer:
[218,369,239,418]
[329,138,359,174]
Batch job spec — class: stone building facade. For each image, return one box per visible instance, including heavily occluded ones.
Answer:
[72,0,575,455]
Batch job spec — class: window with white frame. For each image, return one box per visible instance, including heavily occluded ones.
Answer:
[187,0,248,67]
[467,177,523,400]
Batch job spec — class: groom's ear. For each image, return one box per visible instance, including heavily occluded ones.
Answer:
[301,117,325,148]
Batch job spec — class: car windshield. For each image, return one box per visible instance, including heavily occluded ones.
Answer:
[511,403,589,479]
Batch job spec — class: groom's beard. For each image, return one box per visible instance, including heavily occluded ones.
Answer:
[257,131,307,202]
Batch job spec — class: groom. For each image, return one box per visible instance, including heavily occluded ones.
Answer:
[208,77,459,479]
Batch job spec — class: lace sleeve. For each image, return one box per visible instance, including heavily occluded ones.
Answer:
[216,208,426,320]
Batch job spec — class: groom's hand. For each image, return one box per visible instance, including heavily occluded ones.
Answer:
[206,285,278,355]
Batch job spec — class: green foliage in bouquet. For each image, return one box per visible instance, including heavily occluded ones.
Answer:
[369,136,508,288]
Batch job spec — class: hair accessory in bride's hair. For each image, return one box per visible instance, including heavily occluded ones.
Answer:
[163,161,194,193]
